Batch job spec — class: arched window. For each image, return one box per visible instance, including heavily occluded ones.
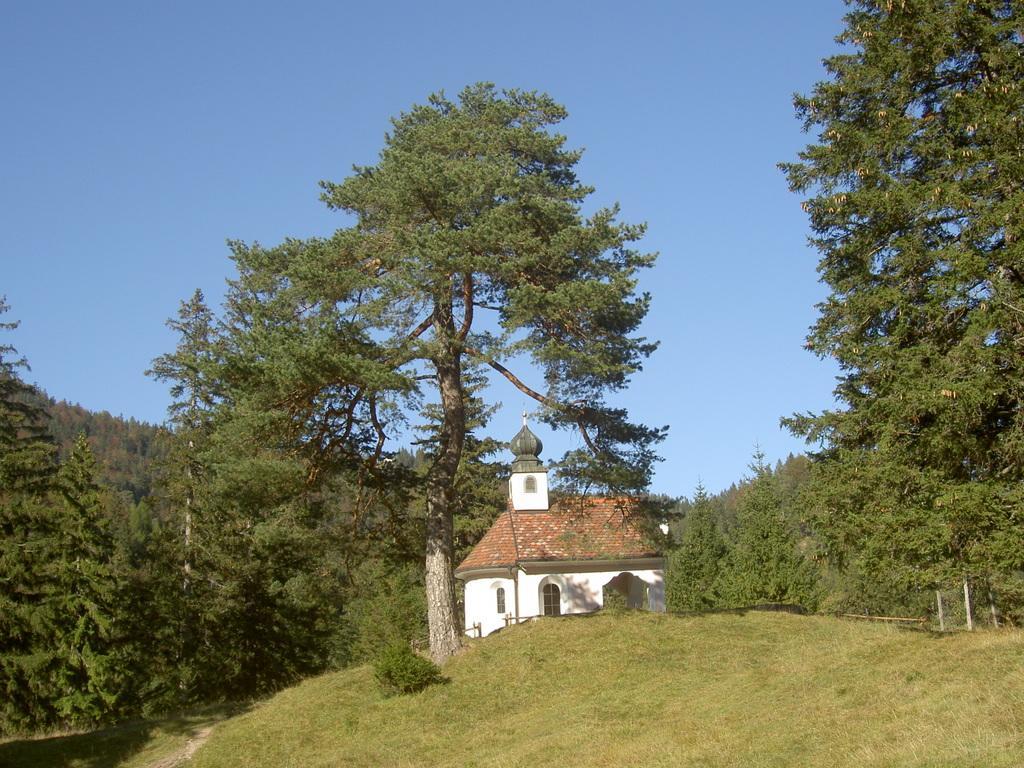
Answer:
[496,586,506,614]
[542,583,561,617]
[524,475,537,493]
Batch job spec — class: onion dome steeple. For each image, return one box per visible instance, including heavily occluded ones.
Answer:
[508,414,549,511]
[510,413,543,473]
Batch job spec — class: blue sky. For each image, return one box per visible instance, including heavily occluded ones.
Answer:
[2,0,848,496]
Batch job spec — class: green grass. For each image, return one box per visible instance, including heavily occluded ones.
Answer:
[3,613,1020,767]
[0,704,239,768]
[190,612,1023,768]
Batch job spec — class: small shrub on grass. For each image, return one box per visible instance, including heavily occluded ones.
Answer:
[373,642,444,697]
[602,588,628,612]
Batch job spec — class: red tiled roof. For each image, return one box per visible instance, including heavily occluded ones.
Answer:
[455,497,659,574]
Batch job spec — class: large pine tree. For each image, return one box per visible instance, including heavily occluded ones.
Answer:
[197,84,664,661]
[782,1,1024,596]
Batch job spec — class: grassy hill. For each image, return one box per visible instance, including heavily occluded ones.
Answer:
[192,611,1022,768]
[0,706,238,768]
[4,611,1022,767]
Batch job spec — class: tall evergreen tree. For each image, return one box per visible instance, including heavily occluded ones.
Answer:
[666,483,727,612]
[41,434,126,726]
[209,84,664,661]
[148,289,222,598]
[1,429,129,731]
[0,300,58,734]
[151,290,359,700]
[719,453,821,609]
[146,289,224,700]
[0,299,54,494]
[781,1,1024,597]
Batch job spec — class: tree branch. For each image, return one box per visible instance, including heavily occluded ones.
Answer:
[464,345,606,458]
[339,388,364,445]
[368,396,387,467]
[409,315,434,341]
[464,346,559,409]
[576,419,601,456]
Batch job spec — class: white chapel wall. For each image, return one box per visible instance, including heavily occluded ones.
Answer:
[463,576,515,637]
[518,568,665,617]
[464,566,665,638]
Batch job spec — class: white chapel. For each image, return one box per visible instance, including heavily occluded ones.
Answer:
[456,421,666,637]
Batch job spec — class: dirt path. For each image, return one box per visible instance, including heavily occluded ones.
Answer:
[146,725,214,768]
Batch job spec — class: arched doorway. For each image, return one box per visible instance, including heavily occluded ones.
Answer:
[601,572,649,610]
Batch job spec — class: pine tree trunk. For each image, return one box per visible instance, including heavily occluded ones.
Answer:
[424,490,460,663]
[181,435,197,692]
[424,295,465,664]
[184,438,194,595]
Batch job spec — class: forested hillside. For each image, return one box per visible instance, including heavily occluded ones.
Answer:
[1,298,507,734]
[38,394,168,502]
[669,454,811,534]
[666,453,821,617]
[666,449,1024,626]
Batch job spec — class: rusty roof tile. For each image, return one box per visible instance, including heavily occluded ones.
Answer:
[455,497,659,573]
